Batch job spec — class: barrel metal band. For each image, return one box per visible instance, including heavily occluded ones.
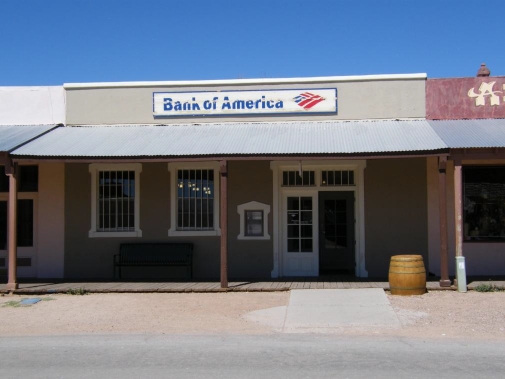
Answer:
[390,286,426,290]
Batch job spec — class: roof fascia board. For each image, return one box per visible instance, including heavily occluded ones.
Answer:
[64,73,427,89]
[12,151,449,163]
[0,152,7,165]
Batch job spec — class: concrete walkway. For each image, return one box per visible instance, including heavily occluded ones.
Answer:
[244,288,401,333]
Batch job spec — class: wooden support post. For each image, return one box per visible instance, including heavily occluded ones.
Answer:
[220,160,228,289]
[454,162,463,258]
[5,159,18,291]
[453,161,467,292]
[438,157,451,287]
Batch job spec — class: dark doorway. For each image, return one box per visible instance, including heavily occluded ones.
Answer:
[318,191,355,275]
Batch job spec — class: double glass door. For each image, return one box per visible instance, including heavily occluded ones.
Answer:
[282,191,355,276]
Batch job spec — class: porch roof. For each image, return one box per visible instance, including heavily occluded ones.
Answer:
[429,119,505,148]
[0,124,58,152]
[10,120,448,159]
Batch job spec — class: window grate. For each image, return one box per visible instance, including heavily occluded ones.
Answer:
[321,170,355,186]
[98,171,135,232]
[177,169,214,231]
[282,171,315,187]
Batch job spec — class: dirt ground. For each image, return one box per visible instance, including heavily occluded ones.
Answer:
[388,291,505,340]
[0,291,503,339]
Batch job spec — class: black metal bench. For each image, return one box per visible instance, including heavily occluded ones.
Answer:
[114,243,193,279]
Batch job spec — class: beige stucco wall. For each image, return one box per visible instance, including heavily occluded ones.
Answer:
[65,79,425,125]
[63,161,274,279]
[364,158,428,277]
[427,159,505,276]
[37,163,65,278]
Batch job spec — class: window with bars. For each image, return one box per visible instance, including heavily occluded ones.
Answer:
[89,164,142,238]
[282,171,315,186]
[177,169,214,230]
[98,171,135,231]
[321,170,355,186]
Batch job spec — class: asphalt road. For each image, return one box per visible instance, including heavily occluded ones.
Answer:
[1,334,504,378]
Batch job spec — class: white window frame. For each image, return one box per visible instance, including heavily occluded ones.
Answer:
[88,163,142,238]
[237,201,270,240]
[168,162,221,237]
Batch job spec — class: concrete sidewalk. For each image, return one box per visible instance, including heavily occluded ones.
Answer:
[245,288,401,333]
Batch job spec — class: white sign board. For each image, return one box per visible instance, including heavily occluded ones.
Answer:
[153,88,337,117]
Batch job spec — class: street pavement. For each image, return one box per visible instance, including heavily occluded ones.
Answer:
[0,334,504,379]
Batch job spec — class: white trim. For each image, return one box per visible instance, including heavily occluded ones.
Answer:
[88,163,142,238]
[237,201,271,240]
[167,161,221,237]
[64,73,427,89]
[270,160,367,278]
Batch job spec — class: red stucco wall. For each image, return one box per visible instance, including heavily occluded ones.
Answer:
[426,77,505,120]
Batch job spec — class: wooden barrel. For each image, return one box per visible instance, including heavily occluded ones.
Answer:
[388,255,426,295]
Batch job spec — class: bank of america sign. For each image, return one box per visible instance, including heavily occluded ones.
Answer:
[153,88,337,117]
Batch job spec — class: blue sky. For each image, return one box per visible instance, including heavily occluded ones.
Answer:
[1,0,504,85]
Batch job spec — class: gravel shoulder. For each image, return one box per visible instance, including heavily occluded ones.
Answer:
[0,291,503,340]
[388,291,505,340]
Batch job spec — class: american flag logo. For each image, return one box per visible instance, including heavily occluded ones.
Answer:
[293,92,325,109]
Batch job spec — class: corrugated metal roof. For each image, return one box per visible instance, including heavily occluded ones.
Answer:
[0,124,57,152]
[429,119,505,148]
[11,120,447,158]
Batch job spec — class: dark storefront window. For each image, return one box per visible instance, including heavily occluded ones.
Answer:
[0,165,38,192]
[0,166,8,192]
[0,199,34,249]
[464,167,505,241]
[18,166,38,192]
[245,210,264,237]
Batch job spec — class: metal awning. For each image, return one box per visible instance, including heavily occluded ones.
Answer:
[0,124,58,152]
[10,120,448,159]
[429,119,505,148]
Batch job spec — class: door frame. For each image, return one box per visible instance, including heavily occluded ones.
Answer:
[271,160,367,278]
